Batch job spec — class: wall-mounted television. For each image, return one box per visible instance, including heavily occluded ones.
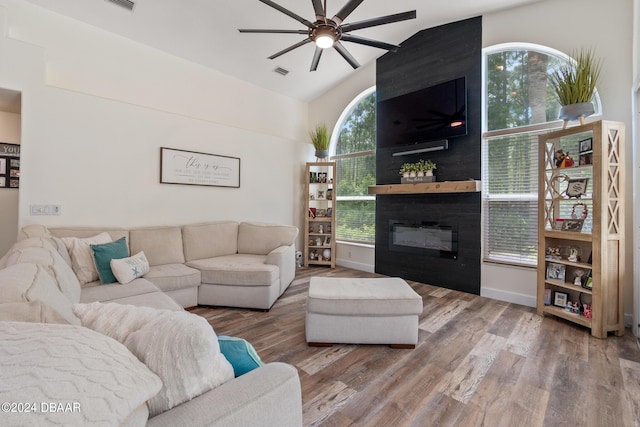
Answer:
[377,77,467,149]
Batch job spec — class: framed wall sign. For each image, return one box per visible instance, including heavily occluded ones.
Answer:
[0,143,20,189]
[160,147,240,188]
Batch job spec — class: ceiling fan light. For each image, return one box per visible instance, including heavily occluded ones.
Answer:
[315,34,335,49]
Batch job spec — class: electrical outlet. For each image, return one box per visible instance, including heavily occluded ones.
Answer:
[30,204,62,216]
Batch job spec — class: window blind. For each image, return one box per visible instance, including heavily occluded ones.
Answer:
[482,133,539,265]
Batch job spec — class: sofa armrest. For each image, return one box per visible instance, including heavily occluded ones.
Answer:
[146,362,302,427]
[265,244,296,295]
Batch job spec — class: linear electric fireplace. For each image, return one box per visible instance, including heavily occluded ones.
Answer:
[389,220,458,259]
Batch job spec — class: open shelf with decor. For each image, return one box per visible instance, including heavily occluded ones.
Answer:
[304,162,336,268]
[536,120,625,338]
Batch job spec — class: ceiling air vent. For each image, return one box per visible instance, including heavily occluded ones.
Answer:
[273,67,289,76]
[105,0,135,11]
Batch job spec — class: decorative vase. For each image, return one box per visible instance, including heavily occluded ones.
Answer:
[322,249,331,260]
[402,172,410,178]
[559,102,594,128]
[426,170,433,177]
[417,171,425,177]
[315,149,329,160]
[409,172,416,178]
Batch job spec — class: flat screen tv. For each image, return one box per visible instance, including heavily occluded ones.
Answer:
[377,77,467,149]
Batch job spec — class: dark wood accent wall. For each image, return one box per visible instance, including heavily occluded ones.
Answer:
[375,17,482,294]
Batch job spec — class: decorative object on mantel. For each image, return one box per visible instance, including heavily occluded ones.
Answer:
[550,48,602,129]
[309,123,330,160]
[399,159,436,183]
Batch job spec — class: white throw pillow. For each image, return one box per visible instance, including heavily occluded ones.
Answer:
[73,302,234,417]
[62,232,112,285]
[110,251,150,284]
[0,263,80,325]
[5,246,81,304]
[0,321,162,426]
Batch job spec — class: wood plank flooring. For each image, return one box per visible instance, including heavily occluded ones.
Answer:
[188,266,640,427]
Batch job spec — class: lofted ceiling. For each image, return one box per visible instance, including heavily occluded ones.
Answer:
[18,0,543,103]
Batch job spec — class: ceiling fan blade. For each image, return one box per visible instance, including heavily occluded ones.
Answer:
[333,42,360,69]
[340,10,417,32]
[332,0,365,25]
[239,29,309,34]
[268,39,312,60]
[311,0,325,20]
[340,34,400,52]
[310,46,323,71]
[258,0,314,28]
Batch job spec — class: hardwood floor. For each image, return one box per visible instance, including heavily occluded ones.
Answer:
[189,266,640,427]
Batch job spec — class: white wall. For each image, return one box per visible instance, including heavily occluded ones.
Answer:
[309,0,635,317]
[0,110,20,256]
[0,0,309,252]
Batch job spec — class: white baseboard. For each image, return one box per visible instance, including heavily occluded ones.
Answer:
[336,258,375,273]
[481,287,537,308]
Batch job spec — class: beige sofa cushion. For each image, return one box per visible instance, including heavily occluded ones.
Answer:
[0,263,80,325]
[237,222,298,255]
[182,221,239,261]
[50,226,129,242]
[130,226,185,266]
[144,263,201,292]
[5,246,81,304]
[187,254,278,286]
[80,278,160,303]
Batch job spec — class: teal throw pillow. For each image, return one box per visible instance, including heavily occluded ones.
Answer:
[217,335,264,377]
[91,237,129,284]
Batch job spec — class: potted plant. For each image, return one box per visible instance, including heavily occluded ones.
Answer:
[419,159,437,176]
[309,123,330,159]
[549,48,602,128]
[399,163,413,178]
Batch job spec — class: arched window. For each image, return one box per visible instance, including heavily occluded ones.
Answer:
[482,43,601,266]
[331,87,376,243]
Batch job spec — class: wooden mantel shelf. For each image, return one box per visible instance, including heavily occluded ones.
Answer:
[368,180,482,195]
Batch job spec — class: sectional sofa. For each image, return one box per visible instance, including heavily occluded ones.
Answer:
[24,220,299,310]
[0,220,302,426]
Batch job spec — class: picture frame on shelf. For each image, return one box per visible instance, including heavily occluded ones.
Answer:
[544,288,552,305]
[309,172,317,183]
[553,291,569,308]
[561,218,584,232]
[316,209,326,217]
[565,178,589,198]
[326,188,333,200]
[317,172,327,183]
[578,137,592,153]
[582,270,593,289]
[546,262,566,282]
[579,152,593,166]
[324,236,331,246]
[317,189,325,199]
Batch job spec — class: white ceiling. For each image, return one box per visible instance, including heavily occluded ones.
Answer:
[17,0,542,103]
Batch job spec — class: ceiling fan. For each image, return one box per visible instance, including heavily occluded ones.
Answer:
[239,0,416,71]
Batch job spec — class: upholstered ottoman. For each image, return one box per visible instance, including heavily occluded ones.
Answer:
[305,277,423,348]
